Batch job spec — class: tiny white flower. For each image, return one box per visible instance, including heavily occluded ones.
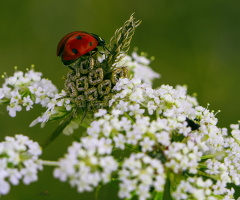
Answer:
[94,109,107,117]
[113,134,126,150]
[97,138,112,155]
[23,96,34,111]
[155,131,170,146]
[7,102,22,117]
[10,90,21,103]
[139,137,155,152]
[0,179,10,195]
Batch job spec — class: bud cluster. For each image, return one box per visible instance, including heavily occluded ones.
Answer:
[64,56,128,112]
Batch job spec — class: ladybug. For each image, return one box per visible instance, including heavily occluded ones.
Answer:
[57,31,108,65]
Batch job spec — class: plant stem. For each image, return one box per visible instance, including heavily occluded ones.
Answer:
[197,170,219,180]
[124,112,135,123]
[201,150,226,160]
[41,109,77,149]
[41,160,59,166]
[95,184,102,200]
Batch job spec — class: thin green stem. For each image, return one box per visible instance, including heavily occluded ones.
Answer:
[95,184,102,200]
[164,173,173,200]
[156,111,160,119]
[198,163,207,169]
[41,160,59,166]
[201,150,226,160]
[124,112,135,123]
[139,102,147,108]
[125,144,140,152]
[197,170,219,180]
[153,191,164,200]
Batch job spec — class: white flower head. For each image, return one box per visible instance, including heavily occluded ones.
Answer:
[0,135,42,196]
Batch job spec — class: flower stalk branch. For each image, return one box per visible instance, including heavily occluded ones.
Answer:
[41,160,59,166]
[201,150,226,160]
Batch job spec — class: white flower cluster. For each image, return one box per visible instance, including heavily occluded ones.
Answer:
[2,53,239,199]
[165,141,202,174]
[172,176,235,200]
[115,51,160,85]
[30,90,73,127]
[0,135,42,196]
[111,78,229,153]
[201,123,240,196]
[74,77,236,199]
[53,137,118,193]
[119,153,165,200]
[0,67,58,117]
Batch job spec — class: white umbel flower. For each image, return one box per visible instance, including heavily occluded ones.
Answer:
[0,67,58,117]
[0,135,42,196]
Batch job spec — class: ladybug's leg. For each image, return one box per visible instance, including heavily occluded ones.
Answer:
[93,48,105,55]
[85,52,91,56]
[91,47,104,55]
[67,65,75,72]
[92,47,98,52]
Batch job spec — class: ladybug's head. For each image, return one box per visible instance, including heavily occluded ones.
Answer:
[91,33,105,46]
[91,33,111,53]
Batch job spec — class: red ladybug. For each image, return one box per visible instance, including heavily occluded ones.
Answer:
[57,31,107,65]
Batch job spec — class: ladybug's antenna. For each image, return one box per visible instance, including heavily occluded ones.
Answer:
[103,45,111,54]
[91,33,111,54]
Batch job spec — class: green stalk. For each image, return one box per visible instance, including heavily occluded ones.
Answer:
[124,112,135,123]
[41,160,59,166]
[41,109,77,149]
[197,170,219,180]
[201,150,226,160]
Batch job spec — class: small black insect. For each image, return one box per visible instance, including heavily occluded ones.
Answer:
[186,118,200,131]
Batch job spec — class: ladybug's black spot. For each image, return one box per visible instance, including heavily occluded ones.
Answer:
[76,35,82,40]
[89,42,92,46]
[72,48,78,54]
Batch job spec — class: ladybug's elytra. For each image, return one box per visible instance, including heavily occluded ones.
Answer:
[57,31,107,65]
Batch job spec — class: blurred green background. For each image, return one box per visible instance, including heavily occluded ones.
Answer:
[0,0,239,199]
